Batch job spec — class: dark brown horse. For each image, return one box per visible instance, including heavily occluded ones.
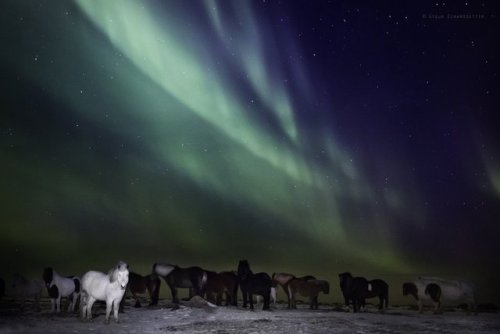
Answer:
[339,272,389,312]
[237,260,272,310]
[272,273,316,308]
[288,278,329,310]
[127,272,161,307]
[153,263,207,304]
[204,271,238,306]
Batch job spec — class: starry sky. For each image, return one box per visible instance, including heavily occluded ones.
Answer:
[1,1,499,302]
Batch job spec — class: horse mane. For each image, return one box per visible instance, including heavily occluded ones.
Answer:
[43,267,54,284]
[109,261,129,283]
[108,267,118,283]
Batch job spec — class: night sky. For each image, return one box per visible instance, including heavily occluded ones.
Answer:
[1,1,499,302]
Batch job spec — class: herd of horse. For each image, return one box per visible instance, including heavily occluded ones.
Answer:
[0,260,478,323]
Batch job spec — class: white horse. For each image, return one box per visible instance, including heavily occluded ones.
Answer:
[43,267,81,313]
[81,261,129,323]
[403,276,476,314]
[12,273,44,311]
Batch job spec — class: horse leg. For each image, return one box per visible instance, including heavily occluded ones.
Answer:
[263,292,270,310]
[168,283,178,304]
[290,291,296,309]
[149,279,160,305]
[242,290,248,308]
[249,292,254,310]
[271,287,276,305]
[80,293,87,320]
[282,284,291,309]
[472,302,477,315]
[433,300,440,314]
[190,273,201,297]
[216,291,223,306]
[224,291,231,306]
[56,296,62,313]
[132,291,141,308]
[86,296,96,321]
[105,298,113,324]
[68,293,75,312]
[50,298,56,313]
[35,293,41,312]
[113,299,121,323]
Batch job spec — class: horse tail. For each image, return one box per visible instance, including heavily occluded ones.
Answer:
[198,271,208,297]
[201,271,208,288]
[73,277,81,294]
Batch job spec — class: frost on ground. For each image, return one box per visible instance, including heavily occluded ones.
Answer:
[0,297,499,334]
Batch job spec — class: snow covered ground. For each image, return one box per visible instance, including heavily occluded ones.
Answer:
[1,297,499,334]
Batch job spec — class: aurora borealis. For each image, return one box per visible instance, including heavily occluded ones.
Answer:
[1,1,499,302]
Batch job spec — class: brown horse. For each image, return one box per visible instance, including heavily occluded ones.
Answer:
[204,271,238,306]
[288,278,329,310]
[127,272,160,307]
[272,273,295,308]
[272,273,316,308]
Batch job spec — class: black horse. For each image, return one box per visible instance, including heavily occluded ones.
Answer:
[237,260,272,310]
[153,263,207,304]
[339,272,389,312]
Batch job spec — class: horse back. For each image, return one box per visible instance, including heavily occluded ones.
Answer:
[289,278,315,297]
[241,272,271,295]
[82,271,109,299]
[168,266,205,288]
[272,273,295,287]
[128,272,148,294]
[254,272,272,285]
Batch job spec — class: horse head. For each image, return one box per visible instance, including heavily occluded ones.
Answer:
[338,272,353,290]
[110,261,129,290]
[237,260,251,278]
[43,267,54,286]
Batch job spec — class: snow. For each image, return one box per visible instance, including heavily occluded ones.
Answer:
[0,297,499,333]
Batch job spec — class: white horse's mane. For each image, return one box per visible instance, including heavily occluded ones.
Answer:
[108,261,128,283]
